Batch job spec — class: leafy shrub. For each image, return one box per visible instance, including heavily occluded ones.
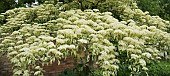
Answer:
[59,63,103,76]
[147,60,170,76]
[59,64,96,76]
[117,64,131,76]
[59,68,77,76]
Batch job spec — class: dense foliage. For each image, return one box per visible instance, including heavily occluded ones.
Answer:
[137,0,170,21]
[0,0,16,13]
[1,0,170,21]
[0,0,57,13]
[147,60,170,76]
[0,0,170,76]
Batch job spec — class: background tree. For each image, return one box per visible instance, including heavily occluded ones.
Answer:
[0,0,16,13]
[137,0,170,21]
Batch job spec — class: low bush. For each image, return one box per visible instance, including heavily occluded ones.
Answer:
[147,60,170,76]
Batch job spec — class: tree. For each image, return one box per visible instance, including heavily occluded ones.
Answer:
[0,0,16,13]
[0,0,55,13]
[137,0,170,21]
[1,0,170,76]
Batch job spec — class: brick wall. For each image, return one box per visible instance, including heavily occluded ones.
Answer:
[0,55,74,76]
[43,57,75,76]
[0,55,13,76]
